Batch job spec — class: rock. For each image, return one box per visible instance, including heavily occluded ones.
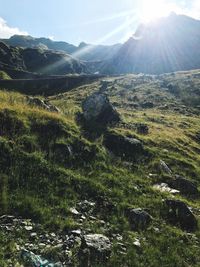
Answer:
[44,100,60,113]
[168,175,199,195]
[27,97,60,113]
[136,123,149,135]
[164,199,198,231]
[27,97,49,109]
[133,238,141,247]
[38,243,46,248]
[77,200,95,214]
[82,92,120,125]
[127,208,152,230]
[69,208,80,216]
[141,102,154,108]
[99,80,113,92]
[50,232,56,238]
[104,132,145,161]
[71,229,82,236]
[80,234,111,265]
[24,225,33,231]
[160,160,172,175]
[0,215,15,224]
[30,232,37,240]
[153,183,180,194]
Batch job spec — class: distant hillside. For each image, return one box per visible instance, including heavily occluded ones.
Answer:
[2,35,122,62]
[0,42,88,77]
[1,35,77,53]
[76,42,122,61]
[102,13,200,74]
[1,13,200,76]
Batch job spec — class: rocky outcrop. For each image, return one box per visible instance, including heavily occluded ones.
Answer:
[164,199,198,231]
[82,92,120,125]
[127,208,152,230]
[0,210,113,266]
[0,41,88,77]
[104,132,145,161]
[79,234,111,266]
[168,175,199,195]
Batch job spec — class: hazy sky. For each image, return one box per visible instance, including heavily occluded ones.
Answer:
[0,0,199,45]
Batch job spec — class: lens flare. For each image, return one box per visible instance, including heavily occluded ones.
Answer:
[140,0,176,23]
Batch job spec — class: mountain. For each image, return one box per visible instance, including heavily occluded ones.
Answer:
[76,42,122,61]
[1,13,200,75]
[1,35,77,53]
[0,41,88,77]
[2,35,122,62]
[102,13,200,74]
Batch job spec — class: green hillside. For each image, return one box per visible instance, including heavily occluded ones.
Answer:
[0,70,200,266]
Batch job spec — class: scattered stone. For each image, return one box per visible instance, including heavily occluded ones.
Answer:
[104,132,145,161]
[168,175,199,195]
[127,208,152,230]
[153,183,180,194]
[164,199,198,231]
[69,208,80,216]
[0,215,15,224]
[25,225,33,231]
[80,234,111,264]
[135,123,149,135]
[77,200,95,214]
[141,101,154,109]
[50,233,56,238]
[71,229,82,236]
[82,92,120,125]
[133,238,141,247]
[38,243,46,249]
[27,96,60,113]
[160,160,172,175]
[44,100,60,113]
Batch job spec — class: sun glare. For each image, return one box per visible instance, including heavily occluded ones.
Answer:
[140,0,175,23]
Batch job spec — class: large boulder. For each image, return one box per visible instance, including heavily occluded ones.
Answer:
[168,175,199,195]
[164,199,198,231]
[82,92,120,125]
[127,208,152,230]
[79,234,111,266]
[104,132,145,161]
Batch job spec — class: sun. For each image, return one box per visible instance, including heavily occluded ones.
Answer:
[140,0,174,23]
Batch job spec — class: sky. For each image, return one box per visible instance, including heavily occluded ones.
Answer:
[0,0,199,45]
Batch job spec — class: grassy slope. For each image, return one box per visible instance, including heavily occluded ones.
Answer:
[0,70,200,266]
[0,71,11,80]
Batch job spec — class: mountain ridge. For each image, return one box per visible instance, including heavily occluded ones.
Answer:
[1,35,122,62]
[102,13,200,74]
